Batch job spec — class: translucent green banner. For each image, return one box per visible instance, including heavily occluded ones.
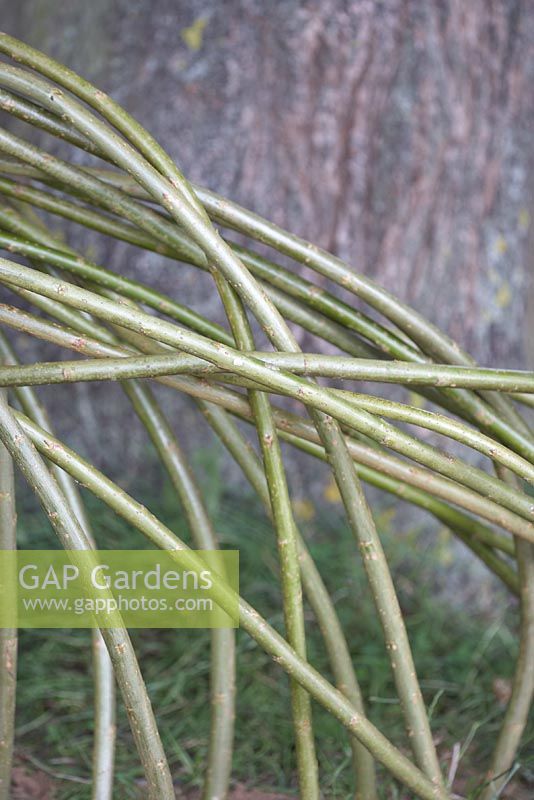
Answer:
[0,550,239,628]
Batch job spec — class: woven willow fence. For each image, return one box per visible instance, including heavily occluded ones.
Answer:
[0,33,532,800]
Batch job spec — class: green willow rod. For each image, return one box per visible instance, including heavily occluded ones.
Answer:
[197,401,378,798]
[0,155,520,788]
[0,60,458,451]
[0,28,528,792]
[6,200,236,798]
[0,198,506,462]
[0,62,313,350]
[0,299,528,547]
[2,348,534,494]
[1,275,520,578]
[221,368,534,491]
[0,170,489,422]
[2,20,524,524]
[8,251,374,796]
[0,333,116,800]
[0,57,468,454]
[0,151,407,365]
[3,345,532,396]
[328,391,534,487]
[196,385,518,603]
[195,403,516,797]
[0,320,519,593]
[124,382,235,800]
[0,397,175,800]
[0,230,235,347]
[197,189,531,442]
[277,429,519,594]
[219,354,534,393]
[0,142,468,780]
[1,226,526,495]
[0,34,207,215]
[57,260,439,794]
[93,328,531,551]
[2,226,534,392]
[0,385,16,800]
[0,87,101,155]
[8,406,452,800]
[0,171,185,257]
[0,83,493,382]
[24,278,515,598]
[0,124,520,446]
[0,186,452,438]
[513,393,534,410]
[8,167,528,433]
[0,152,515,439]
[181,173,531,432]
[0,339,530,530]
[216,369,534,492]
[213,272,320,798]
[0,245,451,779]
[481,469,534,800]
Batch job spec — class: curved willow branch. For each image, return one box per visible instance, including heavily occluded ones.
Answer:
[123,381,236,800]
[481,468,534,800]
[0,153,528,456]
[29,204,375,796]
[1,231,534,395]
[0,384,16,800]
[212,272,320,798]
[1,349,533,487]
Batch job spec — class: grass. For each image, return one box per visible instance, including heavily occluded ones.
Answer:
[11,449,533,799]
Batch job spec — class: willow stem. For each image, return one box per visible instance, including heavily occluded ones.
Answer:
[212,271,320,798]
[123,381,235,800]
[0,382,16,800]
[481,468,534,800]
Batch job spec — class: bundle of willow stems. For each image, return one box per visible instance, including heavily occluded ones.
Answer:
[0,33,532,800]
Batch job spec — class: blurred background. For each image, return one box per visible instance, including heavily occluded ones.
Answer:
[0,0,532,488]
